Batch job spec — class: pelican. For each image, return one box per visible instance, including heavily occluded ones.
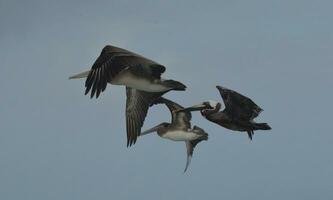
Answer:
[178,86,271,140]
[69,45,186,146]
[141,98,208,172]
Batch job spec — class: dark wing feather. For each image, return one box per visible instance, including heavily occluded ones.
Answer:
[126,87,162,147]
[85,45,165,98]
[149,64,166,79]
[184,126,208,172]
[184,141,194,173]
[184,139,203,173]
[216,86,263,121]
[153,98,191,129]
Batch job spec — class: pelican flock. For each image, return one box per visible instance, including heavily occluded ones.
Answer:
[70,45,271,172]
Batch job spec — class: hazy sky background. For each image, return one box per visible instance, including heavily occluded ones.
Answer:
[1,0,332,199]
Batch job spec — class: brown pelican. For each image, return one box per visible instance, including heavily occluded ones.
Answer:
[140,98,208,172]
[178,86,271,140]
[69,45,186,147]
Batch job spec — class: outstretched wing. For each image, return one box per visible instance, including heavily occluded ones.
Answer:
[184,126,208,172]
[126,87,162,147]
[85,45,165,98]
[184,139,202,173]
[184,142,194,173]
[216,86,263,121]
[153,98,191,129]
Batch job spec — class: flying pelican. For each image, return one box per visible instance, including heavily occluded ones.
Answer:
[178,86,271,140]
[140,98,208,172]
[69,45,186,147]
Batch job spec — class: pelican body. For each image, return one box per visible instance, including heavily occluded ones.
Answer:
[179,86,271,140]
[69,45,186,146]
[141,98,208,172]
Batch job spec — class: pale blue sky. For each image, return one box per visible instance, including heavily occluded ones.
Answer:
[1,0,332,199]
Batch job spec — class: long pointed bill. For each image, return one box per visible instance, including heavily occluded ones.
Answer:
[140,124,164,136]
[178,104,208,112]
[68,70,90,79]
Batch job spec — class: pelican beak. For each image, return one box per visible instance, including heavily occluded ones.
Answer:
[140,123,164,136]
[178,103,209,112]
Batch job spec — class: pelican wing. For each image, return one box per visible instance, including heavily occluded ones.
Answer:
[184,141,193,173]
[216,86,263,120]
[184,139,202,173]
[85,45,165,98]
[153,98,191,129]
[126,87,162,147]
[184,127,208,172]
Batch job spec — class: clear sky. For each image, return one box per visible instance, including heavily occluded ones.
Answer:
[1,0,332,199]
